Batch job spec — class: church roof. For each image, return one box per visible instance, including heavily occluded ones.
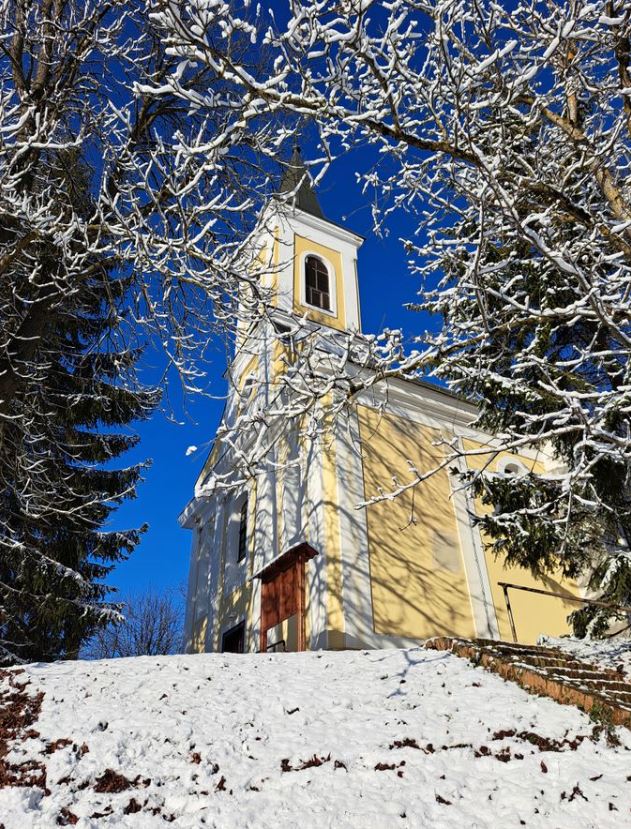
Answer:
[278,146,324,219]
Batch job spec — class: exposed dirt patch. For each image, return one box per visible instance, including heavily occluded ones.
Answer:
[93,769,151,793]
[89,807,113,819]
[492,729,586,752]
[123,797,144,814]
[56,807,78,825]
[562,783,588,802]
[0,668,47,791]
[388,730,590,764]
[389,738,420,750]
[45,738,73,755]
[297,753,331,770]
[375,760,405,777]
[281,753,332,772]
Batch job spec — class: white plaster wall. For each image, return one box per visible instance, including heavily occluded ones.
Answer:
[182,527,200,653]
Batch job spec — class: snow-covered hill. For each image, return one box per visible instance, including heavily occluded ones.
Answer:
[1,647,629,828]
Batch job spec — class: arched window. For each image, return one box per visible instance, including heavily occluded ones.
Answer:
[305,255,331,311]
[497,458,528,478]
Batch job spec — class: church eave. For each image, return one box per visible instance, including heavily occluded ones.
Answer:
[270,199,365,247]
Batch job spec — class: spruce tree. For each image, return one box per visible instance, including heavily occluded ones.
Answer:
[0,149,159,664]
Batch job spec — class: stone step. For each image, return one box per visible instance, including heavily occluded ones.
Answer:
[475,643,624,677]
[425,637,631,729]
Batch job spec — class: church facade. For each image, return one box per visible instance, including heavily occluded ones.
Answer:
[180,154,579,654]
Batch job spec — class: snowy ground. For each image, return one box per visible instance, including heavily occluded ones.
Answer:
[0,648,630,828]
[539,634,631,676]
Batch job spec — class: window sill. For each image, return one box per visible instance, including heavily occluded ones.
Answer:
[302,301,338,318]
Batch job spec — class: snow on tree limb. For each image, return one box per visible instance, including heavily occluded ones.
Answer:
[149,0,631,631]
[4,0,631,644]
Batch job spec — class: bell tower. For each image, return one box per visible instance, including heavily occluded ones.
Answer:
[265,147,365,334]
[181,150,366,656]
[229,148,366,419]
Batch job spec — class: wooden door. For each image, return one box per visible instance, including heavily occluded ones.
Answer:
[258,543,317,652]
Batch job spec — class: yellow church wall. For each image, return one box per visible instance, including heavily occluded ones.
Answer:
[236,243,269,351]
[270,337,293,383]
[271,226,281,305]
[199,352,259,489]
[197,440,221,495]
[190,616,207,654]
[357,406,476,640]
[293,235,346,331]
[321,403,345,648]
[461,439,577,644]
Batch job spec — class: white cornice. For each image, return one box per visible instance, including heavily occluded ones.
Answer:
[266,201,365,248]
[179,495,211,529]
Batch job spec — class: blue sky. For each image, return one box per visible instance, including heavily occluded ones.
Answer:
[107,150,431,601]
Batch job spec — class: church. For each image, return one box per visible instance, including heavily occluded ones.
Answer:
[179,151,579,654]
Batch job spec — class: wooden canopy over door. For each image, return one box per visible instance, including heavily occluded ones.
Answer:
[256,542,318,652]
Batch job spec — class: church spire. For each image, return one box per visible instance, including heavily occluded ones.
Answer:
[279,146,324,219]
